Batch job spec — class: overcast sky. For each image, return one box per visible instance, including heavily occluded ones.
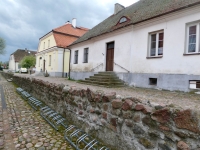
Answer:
[0,0,138,62]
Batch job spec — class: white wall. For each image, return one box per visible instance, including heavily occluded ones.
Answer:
[70,27,132,72]
[9,55,16,72]
[70,7,200,75]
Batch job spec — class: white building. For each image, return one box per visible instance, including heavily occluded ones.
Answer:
[9,49,36,72]
[69,0,200,92]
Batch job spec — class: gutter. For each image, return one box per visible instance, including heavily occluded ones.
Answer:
[66,47,71,79]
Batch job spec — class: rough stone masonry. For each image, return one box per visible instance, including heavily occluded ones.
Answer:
[2,72,200,150]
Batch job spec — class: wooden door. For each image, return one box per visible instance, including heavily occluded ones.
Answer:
[106,48,114,71]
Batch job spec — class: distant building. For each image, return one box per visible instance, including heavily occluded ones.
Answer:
[35,18,89,77]
[68,0,200,92]
[9,49,36,72]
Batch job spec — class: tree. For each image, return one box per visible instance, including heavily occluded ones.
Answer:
[20,55,36,68]
[0,38,6,55]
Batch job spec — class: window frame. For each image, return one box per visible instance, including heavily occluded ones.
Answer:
[185,22,200,54]
[83,48,89,63]
[148,30,164,58]
[74,50,78,64]
[119,17,127,24]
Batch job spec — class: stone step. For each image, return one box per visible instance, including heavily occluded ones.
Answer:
[79,80,125,86]
[89,75,119,80]
[77,81,125,88]
[85,78,121,82]
[98,71,116,75]
[78,71,126,88]
[94,73,117,77]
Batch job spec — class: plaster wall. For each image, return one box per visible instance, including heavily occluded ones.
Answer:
[70,7,200,75]
[38,33,56,52]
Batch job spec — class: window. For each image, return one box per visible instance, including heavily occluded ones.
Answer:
[43,42,45,49]
[49,55,51,66]
[186,23,200,53]
[189,80,200,89]
[48,40,50,48]
[83,48,89,63]
[149,78,157,85]
[74,50,78,64]
[149,31,164,57]
[119,17,127,23]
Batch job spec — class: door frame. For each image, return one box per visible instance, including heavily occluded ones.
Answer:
[105,41,115,71]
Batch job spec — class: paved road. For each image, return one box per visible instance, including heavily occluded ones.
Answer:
[0,75,74,150]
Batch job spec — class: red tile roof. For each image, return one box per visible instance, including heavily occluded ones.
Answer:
[52,23,89,47]
[53,33,78,48]
[53,23,89,37]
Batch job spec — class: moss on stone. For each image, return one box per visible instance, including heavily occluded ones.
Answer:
[138,138,154,149]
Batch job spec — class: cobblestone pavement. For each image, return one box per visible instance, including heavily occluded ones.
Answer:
[0,76,74,150]
[15,73,200,110]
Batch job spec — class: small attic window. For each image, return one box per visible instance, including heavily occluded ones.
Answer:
[119,17,127,23]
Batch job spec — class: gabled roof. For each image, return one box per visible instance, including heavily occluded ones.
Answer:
[53,23,88,37]
[53,33,78,48]
[11,49,36,62]
[71,0,200,46]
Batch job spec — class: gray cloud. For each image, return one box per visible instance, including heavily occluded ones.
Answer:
[0,0,137,62]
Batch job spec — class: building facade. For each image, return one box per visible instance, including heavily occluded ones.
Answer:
[69,0,200,92]
[35,19,88,77]
[9,49,36,72]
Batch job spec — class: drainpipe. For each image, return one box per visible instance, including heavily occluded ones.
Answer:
[67,47,71,79]
[62,48,65,77]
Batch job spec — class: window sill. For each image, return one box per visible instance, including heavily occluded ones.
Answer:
[83,62,88,63]
[146,56,163,59]
[183,53,200,56]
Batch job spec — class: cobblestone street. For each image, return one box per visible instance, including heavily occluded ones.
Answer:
[0,76,73,150]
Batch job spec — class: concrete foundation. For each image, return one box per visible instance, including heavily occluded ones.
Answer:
[70,71,200,92]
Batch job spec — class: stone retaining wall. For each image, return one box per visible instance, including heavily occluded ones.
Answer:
[1,72,200,150]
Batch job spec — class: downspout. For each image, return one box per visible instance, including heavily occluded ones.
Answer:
[67,47,71,79]
[62,48,65,77]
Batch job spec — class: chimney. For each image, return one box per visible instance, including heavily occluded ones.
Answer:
[72,18,76,28]
[114,3,125,14]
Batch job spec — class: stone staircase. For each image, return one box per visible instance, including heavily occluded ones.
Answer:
[77,72,126,88]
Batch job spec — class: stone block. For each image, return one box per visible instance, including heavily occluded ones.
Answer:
[122,111,132,119]
[110,118,117,127]
[125,119,133,127]
[102,92,116,103]
[142,115,157,128]
[174,109,200,133]
[103,104,109,111]
[177,141,190,150]
[102,112,107,120]
[133,124,145,134]
[151,108,171,124]
[111,99,123,109]
[134,104,152,114]
[122,99,133,111]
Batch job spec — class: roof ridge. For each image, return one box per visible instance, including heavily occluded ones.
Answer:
[53,23,71,31]
[70,0,200,46]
